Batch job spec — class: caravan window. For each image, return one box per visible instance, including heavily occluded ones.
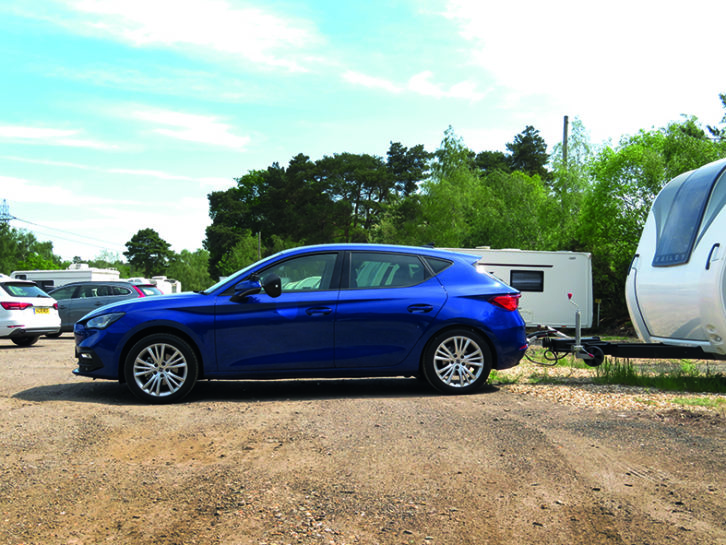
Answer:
[653,161,726,267]
[697,169,726,245]
[510,270,544,292]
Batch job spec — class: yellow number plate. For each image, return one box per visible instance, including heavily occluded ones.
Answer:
[34,307,50,314]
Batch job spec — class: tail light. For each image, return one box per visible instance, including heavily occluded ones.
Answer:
[489,294,521,311]
[1,301,33,310]
[132,286,147,297]
[53,302,59,310]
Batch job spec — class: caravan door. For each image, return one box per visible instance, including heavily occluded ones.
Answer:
[626,159,726,354]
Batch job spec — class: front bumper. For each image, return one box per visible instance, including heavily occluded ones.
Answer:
[74,345,105,374]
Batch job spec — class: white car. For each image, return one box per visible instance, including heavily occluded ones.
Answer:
[0,274,60,346]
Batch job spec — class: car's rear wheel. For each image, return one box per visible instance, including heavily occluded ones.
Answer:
[124,334,198,404]
[423,329,492,394]
[11,336,39,347]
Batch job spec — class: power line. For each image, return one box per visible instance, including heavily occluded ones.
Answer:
[2,199,126,253]
[12,215,122,249]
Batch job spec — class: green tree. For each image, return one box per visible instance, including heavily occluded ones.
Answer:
[216,232,261,277]
[167,249,214,291]
[421,127,484,246]
[506,125,550,178]
[124,228,173,277]
[0,223,64,273]
[547,117,596,249]
[386,142,431,196]
[316,152,392,241]
[707,92,726,140]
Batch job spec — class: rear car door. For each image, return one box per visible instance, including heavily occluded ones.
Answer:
[334,251,447,368]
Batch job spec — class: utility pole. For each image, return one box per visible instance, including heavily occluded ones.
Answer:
[0,199,13,225]
[562,115,569,169]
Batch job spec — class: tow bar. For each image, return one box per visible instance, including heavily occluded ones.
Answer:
[525,293,726,366]
[525,292,605,367]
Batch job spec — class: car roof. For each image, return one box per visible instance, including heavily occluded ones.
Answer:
[50,280,155,289]
[274,243,479,261]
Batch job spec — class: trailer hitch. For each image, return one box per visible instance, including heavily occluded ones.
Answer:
[525,293,604,367]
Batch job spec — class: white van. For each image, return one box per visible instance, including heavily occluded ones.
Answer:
[626,158,726,355]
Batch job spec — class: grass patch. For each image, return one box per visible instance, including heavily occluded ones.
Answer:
[489,370,520,385]
[594,359,726,394]
[670,397,726,409]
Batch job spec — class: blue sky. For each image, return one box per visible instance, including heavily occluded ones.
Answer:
[1,0,725,261]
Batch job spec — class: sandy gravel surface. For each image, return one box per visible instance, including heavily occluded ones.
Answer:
[1,338,724,544]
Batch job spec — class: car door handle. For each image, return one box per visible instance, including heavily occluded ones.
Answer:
[706,243,720,270]
[407,304,434,313]
[306,307,333,316]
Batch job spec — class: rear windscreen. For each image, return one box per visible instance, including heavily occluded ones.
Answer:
[1,282,49,298]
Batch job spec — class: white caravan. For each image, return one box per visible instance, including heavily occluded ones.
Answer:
[444,248,593,328]
[11,264,120,291]
[626,158,726,355]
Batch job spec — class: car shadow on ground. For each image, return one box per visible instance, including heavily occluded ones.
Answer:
[13,377,502,405]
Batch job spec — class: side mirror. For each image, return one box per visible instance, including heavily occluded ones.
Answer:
[230,274,282,302]
[261,274,282,298]
[231,277,262,302]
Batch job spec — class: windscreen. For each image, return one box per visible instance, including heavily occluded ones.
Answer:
[652,160,726,267]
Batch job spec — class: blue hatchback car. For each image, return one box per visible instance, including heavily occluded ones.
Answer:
[74,244,527,403]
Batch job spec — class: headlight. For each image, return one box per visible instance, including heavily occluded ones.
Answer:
[85,312,125,329]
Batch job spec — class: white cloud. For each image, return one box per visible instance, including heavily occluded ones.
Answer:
[0,125,117,149]
[2,155,234,189]
[132,108,251,149]
[444,0,726,141]
[343,69,485,101]
[0,175,143,207]
[342,70,402,93]
[57,0,322,71]
[407,71,486,101]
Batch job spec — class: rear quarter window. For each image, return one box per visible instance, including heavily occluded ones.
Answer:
[422,257,452,275]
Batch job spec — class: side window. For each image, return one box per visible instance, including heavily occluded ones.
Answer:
[351,252,427,289]
[110,286,131,296]
[698,170,726,244]
[423,257,452,274]
[510,270,544,292]
[49,286,76,300]
[261,253,337,292]
[78,285,99,298]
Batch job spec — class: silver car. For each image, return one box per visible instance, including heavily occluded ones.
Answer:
[49,281,162,336]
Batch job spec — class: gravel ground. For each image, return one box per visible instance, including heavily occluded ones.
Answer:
[1,337,724,545]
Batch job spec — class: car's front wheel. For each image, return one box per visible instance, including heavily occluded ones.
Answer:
[423,329,492,394]
[11,336,39,347]
[124,334,199,404]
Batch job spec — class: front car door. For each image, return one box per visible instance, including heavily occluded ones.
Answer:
[214,251,342,373]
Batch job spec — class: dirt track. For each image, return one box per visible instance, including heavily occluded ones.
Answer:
[1,338,724,544]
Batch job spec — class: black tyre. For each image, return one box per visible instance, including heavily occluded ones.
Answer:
[11,336,39,347]
[124,334,199,404]
[45,332,62,339]
[423,329,492,394]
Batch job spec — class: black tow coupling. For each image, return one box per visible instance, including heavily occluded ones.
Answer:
[525,293,605,367]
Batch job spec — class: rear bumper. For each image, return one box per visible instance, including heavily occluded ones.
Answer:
[6,326,61,338]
